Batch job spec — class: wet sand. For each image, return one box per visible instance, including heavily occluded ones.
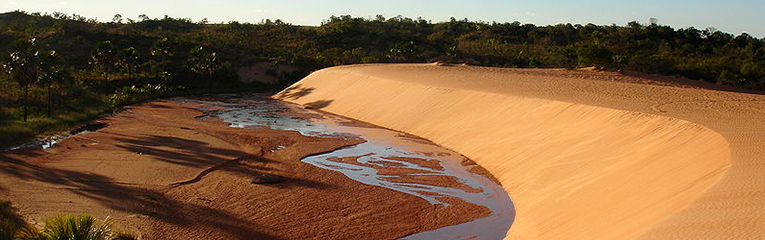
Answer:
[0,99,489,239]
[276,63,765,240]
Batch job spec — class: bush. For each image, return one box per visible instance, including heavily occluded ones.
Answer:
[14,215,135,240]
[577,43,613,69]
[106,84,182,107]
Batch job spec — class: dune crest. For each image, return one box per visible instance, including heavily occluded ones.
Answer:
[275,64,735,239]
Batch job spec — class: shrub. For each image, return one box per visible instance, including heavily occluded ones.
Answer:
[106,84,182,107]
[14,215,136,240]
[577,43,614,69]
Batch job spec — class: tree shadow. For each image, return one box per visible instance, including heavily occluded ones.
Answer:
[3,148,45,158]
[228,158,338,190]
[274,84,315,100]
[304,100,333,110]
[144,103,172,109]
[105,132,337,191]
[167,153,338,190]
[0,154,284,239]
[112,135,245,168]
[0,120,349,239]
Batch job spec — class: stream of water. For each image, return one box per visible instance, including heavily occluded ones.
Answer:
[188,94,515,239]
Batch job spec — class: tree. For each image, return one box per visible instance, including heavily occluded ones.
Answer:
[577,42,613,69]
[150,38,174,61]
[90,41,117,80]
[188,46,221,80]
[3,38,40,122]
[118,47,140,79]
[150,38,175,75]
[37,50,66,117]
[388,41,417,62]
[112,14,123,24]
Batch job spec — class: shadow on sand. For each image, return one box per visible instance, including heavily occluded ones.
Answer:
[274,84,315,100]
[0,152,284,239]
[0,131,344,239]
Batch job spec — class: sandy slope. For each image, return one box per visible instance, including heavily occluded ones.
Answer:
[276,63,765,239]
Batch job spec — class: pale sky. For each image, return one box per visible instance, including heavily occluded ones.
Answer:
[3,0,764,37]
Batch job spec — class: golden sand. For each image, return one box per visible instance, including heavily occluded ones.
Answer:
[277,63,765,239]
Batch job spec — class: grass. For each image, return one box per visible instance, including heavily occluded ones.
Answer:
[0,106,112,150]
[2,202,136,240]
[14,215,136,240]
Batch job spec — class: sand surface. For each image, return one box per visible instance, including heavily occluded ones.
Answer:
[0,99,488,239]
[275,63,765,239]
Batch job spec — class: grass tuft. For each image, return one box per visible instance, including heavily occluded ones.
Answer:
[10,214,136,240]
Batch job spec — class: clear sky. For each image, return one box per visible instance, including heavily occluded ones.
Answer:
[3,0,764,37]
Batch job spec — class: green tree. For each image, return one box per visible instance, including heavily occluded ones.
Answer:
[150,37,174,61]
[150,38,175,76]
[2,38,40,122]
[740,62,765,82]
[90,41,117,80]
[388,41,417,62]
[188,46,221,79]
[118,47,140,79]
[577,43,613,69]
[37,50,66,117]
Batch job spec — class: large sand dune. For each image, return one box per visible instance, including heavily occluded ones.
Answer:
[276,64,765,239]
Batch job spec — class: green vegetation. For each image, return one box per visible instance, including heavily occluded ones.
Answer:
[15,215,135,240]
[89,41,117,81]
[577,42,614,69]
[1,11,764,147]
[3,201,135,240]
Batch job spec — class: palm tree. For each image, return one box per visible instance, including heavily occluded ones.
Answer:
[3,38,40,122]
[118,47,140,79]
[90,41,116,80]
[150,38,175,78]
[150,37,174,61]
[188,46,221,78]
[37,50,66,117]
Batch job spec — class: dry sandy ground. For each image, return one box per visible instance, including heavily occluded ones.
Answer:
[0,99,487,239]
[275,63,765,240]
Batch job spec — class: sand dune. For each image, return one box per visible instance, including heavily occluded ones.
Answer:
[276,63,765,239]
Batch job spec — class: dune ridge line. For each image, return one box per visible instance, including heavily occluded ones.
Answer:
[275,64,732,240]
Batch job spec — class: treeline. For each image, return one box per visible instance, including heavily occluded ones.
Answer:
[312,15,765,88]
[4,36,232,119]
[2,11,763,89]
